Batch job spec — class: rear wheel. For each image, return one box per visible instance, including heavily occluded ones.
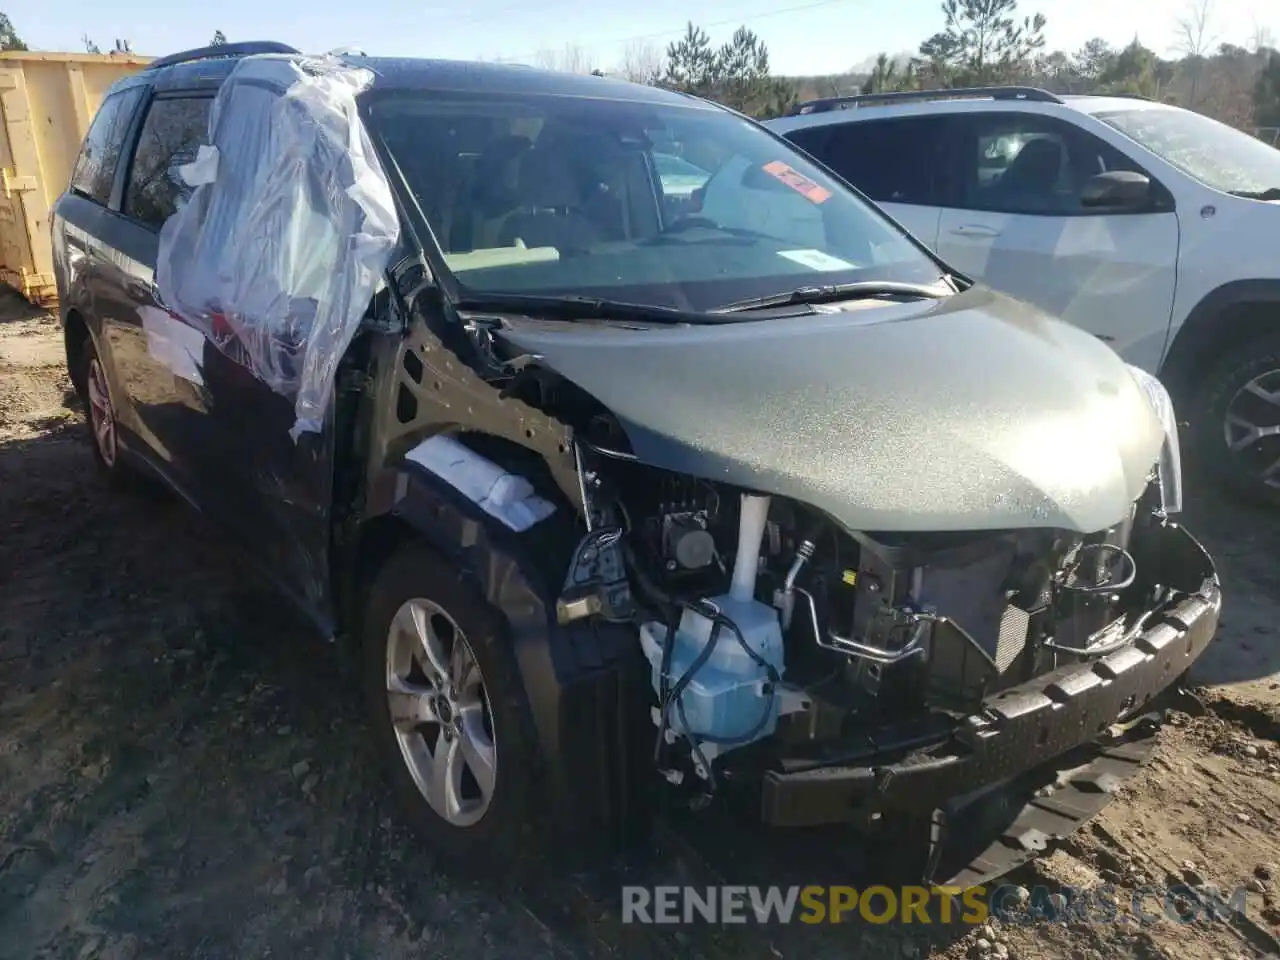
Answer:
[75,333,140,488]
[361,543,543,865]
[85,353,119,470]
[1189,331,1280,505]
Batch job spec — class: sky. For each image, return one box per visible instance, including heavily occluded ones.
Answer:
[12,0,1279,77]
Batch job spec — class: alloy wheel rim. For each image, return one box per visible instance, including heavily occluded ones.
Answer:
[1223,370,1280,489]
[86,358,117,467]
[385,598,497,827]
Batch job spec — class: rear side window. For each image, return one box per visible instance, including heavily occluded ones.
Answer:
[70,88,144,205]
[786,117,946,206]
[124,97,213,228]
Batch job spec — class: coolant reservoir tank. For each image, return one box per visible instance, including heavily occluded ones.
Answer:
[640,594,785,749]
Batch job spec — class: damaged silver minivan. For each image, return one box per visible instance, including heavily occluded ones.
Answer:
[51,44,1221,887]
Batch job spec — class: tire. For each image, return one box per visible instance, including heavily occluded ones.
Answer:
[360,542,544,868]
[75,331,129,483]
[1188,330,1280,506]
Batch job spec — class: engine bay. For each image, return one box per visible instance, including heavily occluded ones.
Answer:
[552,432,1179,797]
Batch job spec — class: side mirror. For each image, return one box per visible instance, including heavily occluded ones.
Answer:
[1081,170,1152,210]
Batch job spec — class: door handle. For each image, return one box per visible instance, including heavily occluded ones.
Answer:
[949,224,1001,238]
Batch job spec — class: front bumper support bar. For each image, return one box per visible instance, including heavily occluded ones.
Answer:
[760,522,1220,830]
[925,707,1164,888]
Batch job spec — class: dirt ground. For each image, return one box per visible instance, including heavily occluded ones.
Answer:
[1,288,1278,960]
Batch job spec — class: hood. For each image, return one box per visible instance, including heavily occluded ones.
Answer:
[494,287,1165,534]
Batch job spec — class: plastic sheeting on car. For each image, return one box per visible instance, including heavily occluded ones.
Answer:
[155,54,400,439]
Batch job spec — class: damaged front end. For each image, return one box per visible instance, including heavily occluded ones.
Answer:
[548,439,1217,882]
[351,77,1218,886]
[424,300,1221,887]
[565,435,1213,773]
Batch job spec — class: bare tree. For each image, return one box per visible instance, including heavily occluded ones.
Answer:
[532,43,599,75]
[1248,14,1274,54]
[617,40,663,85]
[1175,0,1221,58]
[1174,0,1221,105]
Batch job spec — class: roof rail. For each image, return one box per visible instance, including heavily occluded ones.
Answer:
[788,85,1063,116]
[145,41,301,72]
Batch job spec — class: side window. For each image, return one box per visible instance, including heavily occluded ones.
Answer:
[69,88,144,205]
[124,97,213,229]
[783,125,830,158]
[952,113,1146,216]
[651,151,713,222]
[788,118,946,206]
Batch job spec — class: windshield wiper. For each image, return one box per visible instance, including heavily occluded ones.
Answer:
[710,279,953,314]
[1228,187,1280,201]
[453,291,722,325]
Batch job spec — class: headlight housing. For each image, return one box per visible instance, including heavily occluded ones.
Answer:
[1128,365,1183,514]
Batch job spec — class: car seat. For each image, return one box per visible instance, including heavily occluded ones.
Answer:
[993,137,1066,210]
[448,134,532,252]
[496,146,603,253]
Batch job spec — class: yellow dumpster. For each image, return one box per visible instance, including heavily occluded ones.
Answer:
[0,51,152,306]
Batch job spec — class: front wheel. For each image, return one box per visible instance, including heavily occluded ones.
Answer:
[1189,331,1280,505]
[361,543,543,865]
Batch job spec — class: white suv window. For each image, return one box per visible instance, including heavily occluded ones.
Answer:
[785,117,944,206]
[954,113,1141,216]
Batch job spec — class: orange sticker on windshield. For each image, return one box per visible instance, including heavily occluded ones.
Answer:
[762,161,832,204]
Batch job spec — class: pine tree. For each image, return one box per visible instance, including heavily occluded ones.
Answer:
[1255,49,1280,127]
[918,0,1047,84]
[0,12,26,50]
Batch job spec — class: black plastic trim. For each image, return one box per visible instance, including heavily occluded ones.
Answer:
[144,41,300,72]
[927,711,1165,888]
[1160,278,1280,398]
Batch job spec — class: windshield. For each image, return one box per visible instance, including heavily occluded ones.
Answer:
[366,90,941,313]
[1096,107,1280,196]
